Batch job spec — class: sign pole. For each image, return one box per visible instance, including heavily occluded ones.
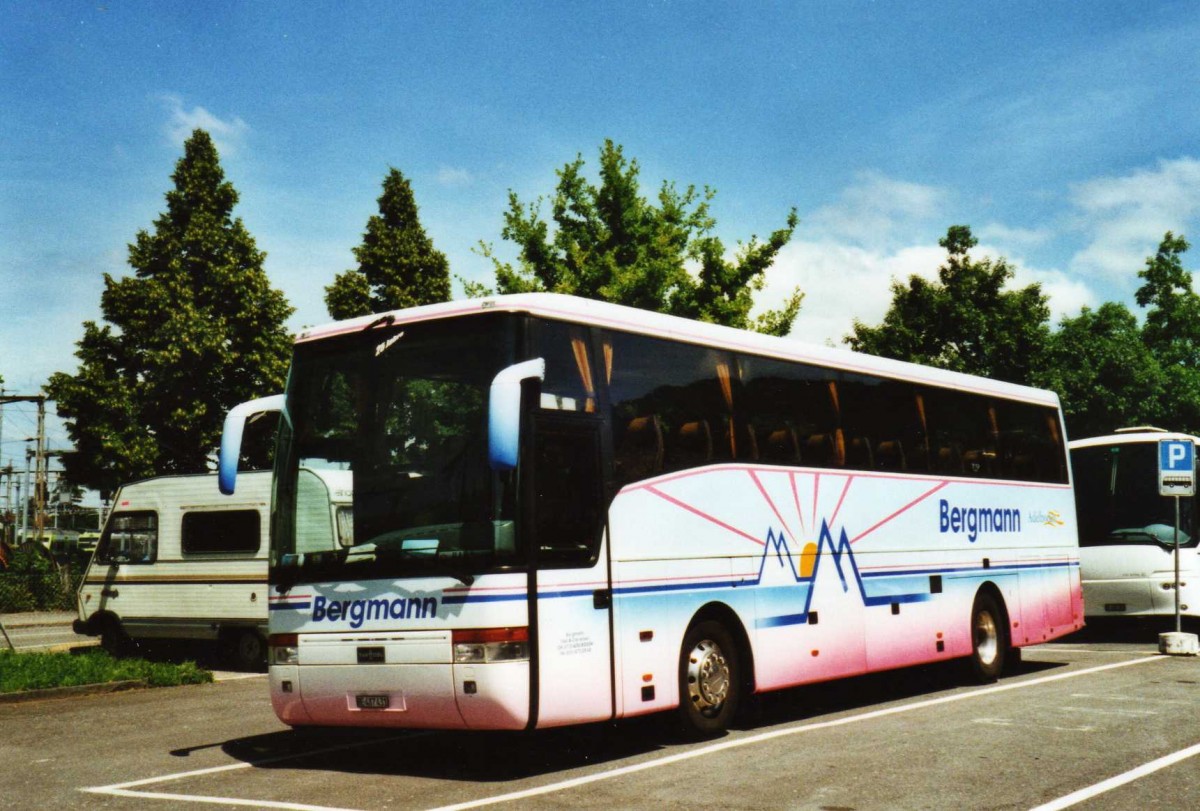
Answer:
[1157,437,1198,655]
[1175,494,1182,635]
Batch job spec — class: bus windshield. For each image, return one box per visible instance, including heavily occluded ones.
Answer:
[272,313,521,586]
[1072,443,1198,548]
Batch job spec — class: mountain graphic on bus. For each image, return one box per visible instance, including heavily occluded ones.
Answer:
[752,519,932,629]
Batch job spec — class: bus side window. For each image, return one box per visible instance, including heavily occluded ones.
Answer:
[537,320,597,413]
[604,330,735,482]
[614,415,664,483]
[738,354,840,469]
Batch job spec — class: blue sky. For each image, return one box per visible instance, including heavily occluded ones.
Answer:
[2,1,1200,466]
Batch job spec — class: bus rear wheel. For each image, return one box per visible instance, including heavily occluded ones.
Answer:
[968,590,1007,683]
[677,620,740,737]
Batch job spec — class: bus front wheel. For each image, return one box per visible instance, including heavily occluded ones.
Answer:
[968,590,1007,683]
[677,620,740,737]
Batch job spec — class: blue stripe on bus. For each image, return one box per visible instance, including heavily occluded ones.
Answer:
[442,593,526,605]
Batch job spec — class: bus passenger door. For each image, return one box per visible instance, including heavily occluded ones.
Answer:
[530,415,613,727]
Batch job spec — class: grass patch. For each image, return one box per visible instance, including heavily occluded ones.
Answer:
[0,649,213,693]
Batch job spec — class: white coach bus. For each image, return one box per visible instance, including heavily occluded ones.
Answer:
[219,293,1082,735]
[75,470,351,668]
[1069,428,1199,620]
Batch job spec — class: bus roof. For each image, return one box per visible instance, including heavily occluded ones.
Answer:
[295,293,1061,407]
[1069,429,1200,450]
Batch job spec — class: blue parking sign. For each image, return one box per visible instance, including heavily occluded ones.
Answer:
[1158,439,1196,496]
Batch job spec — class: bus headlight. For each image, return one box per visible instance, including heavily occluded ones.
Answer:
[452,627,529,663]
[269,633,299,665]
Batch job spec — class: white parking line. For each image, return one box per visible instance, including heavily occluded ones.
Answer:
[426,656,1166,811]
[1029,740,1200,811]
[82,733,414,810]
[81,655,1166,811]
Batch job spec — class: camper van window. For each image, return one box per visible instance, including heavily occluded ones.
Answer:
[97,512,158,565]
[181,510,261,554]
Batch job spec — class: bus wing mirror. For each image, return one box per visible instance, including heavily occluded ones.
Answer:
[488,358,545,471]
[218,394,286,495]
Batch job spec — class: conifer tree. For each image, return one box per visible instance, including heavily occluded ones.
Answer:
[324,168,451,320]
[47,130,293,494]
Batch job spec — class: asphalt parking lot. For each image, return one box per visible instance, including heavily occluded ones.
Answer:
[2,626,1197,810]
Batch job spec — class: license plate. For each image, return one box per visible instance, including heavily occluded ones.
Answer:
[356,694,390,710]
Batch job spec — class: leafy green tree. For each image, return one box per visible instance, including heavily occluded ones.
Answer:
[471,140,803,336]
[1135,232,1200,432]
[1137,232,1200,366]
[1034,303,1164,438]
[325,168,451,320]
[47,130,293,495]
[846,225,1051,385]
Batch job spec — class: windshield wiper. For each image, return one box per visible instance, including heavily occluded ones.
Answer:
[364,313,396,331]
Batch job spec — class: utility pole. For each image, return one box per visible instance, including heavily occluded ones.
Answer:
[0,394,48,545]
[22,441,33,545]
[0,464,11,545]
[35,397,47,544]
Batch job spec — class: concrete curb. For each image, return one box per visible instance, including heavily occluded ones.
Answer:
[0,679,147,705]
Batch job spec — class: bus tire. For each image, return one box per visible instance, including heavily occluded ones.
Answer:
[225,629,266,671]
[677,620,740,738]
[968,590,1007,683]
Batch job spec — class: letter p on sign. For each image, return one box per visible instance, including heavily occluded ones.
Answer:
[1158,439,1196,496]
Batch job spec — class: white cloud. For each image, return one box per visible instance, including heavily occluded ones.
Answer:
[1068,157,1200,282]
[436,165,474,187]
[160,94,249,155]
[1006,258,1098,323]
[806,170,946,251]
[758,240,944,347]
[978,222,1053,249]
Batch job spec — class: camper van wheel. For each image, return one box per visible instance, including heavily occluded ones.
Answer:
[100,620,133,658]
[225,630,266,671]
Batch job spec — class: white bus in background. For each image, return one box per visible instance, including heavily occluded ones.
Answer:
[74,469,351,668]
[220,293,1082,736]
[1069,428,1200,621]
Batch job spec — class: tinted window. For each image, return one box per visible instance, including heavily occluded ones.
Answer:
[274,313,520,585]
[1072,443,1197,548]
[739,355,841,467]
[606,331,740,485]
[735,352,1066,483]
[181,510,261,554]
[840,377,929,472]
[533,420,604,566]
[539,320,599,413]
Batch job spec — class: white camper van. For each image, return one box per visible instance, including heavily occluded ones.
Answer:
[74,470,351,668]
